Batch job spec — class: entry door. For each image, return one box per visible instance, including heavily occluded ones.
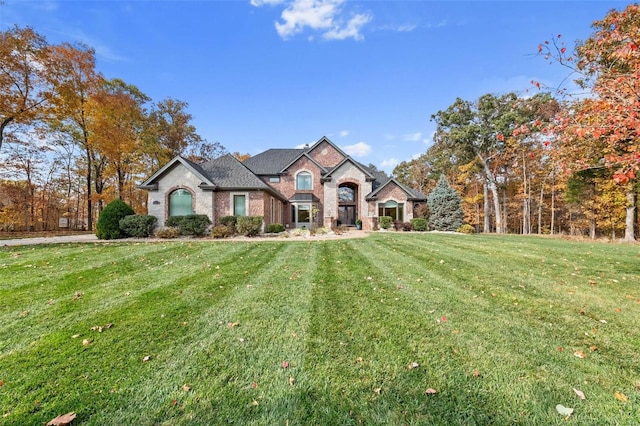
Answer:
[338,206,356,226]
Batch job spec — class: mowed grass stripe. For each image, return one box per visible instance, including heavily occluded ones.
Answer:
[0,242,253,355]
[363,234,640,423]
[0,242,285,424]
[83,241,316,425]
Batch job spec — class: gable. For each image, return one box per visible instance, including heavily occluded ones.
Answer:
[306,137,346,168]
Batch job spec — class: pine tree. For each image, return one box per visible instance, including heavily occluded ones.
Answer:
[427,175,464,231]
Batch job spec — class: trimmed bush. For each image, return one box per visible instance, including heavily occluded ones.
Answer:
[96,199,135,240]
[154,227,180,239]
[411,217,428,232]
[165,215,211,236]
[219,215,237,230]
[212,225,232,239]
[266,223,285,233]
[457,224,475,234]
[379,216,393,230]
[401,222,414,232]
[119,215,157,238]
[237,216,263,237]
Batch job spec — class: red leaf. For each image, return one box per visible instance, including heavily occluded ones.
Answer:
[282,361,289,369]
[440,316,448,323]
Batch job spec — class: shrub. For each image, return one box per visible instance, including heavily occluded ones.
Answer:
[119,215,157,238]
[265,223,285,233]
[237,216,263,236]
[314,227,330,235]
[457,224,475,234]
[379,216,393,229]
[165,215,211,236]
[219,216,238,233]
[154,227,180,239]
[211,225,232,239]
[179,215,211,236]
[96,199,135,240]
[411,217,428,231]
[289,227,309,237]
[401,221,414,232]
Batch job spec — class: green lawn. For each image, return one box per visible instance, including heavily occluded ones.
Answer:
[1,233,639,425]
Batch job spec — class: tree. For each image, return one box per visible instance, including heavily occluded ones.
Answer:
[47,42,101,230]
[538,4,640,241]
[427,175,464,231]
[0,26,51,153]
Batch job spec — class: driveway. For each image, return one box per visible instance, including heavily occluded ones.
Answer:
[1,234,99,247]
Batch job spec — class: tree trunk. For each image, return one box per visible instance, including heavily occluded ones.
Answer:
[537,177,545,234]
[483,177,490,233]
[479,155,502,233]
[624,183,636,241]
[550,173,556,235]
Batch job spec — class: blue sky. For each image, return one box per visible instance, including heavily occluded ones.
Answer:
[0,1,629,172]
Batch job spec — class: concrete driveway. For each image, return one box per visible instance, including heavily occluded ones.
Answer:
[1,234,99,247]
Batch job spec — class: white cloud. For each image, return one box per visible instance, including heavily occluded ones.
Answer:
[342,141,371,157]
[380,158,399,170]
[339,130,349,137]
[403,132,422,142]
[376,24,416,33]
[253,0,371,41]
[250,0,285,5]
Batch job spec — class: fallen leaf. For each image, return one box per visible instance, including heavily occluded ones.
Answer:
[599,319,607,324]
[20,310,29,317]
[473,370,480,377]
[104,323,113,329]
[424,388,437,394]
[82,339,91,346]
[590,345,598,352]
[288,376,295,386]
[171,399,177,406]
[47,412,76,425]
[72,292,83,301]
[573,388,585,400]
[47,299,55,305]
[556,404,574,416]
[356,357,363,363]
[440,316,448,323]
[282,361,289,369]
[614,391,628,402]
[573,351,587,359]
[614,307,622,313]
[251,382,258,389]
[557,347,564,352]
[182,384,191,392]
[407,362,420,370]
[374,387,382,395]
[143,355,151,362]
[71,334,81,339]
[227,322,239,328]
[0,380,4,387]
[251,400,259,406]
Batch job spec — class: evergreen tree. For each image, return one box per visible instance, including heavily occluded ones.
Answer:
[427,175,464,231]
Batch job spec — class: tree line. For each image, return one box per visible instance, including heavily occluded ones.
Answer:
[0,26,225,231]
[393,4,640,241]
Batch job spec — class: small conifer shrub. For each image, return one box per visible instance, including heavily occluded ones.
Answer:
[96,199,135,240]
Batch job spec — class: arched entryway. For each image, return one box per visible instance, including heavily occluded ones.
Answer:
[337,183,358,226]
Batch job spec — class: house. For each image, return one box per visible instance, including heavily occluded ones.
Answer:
[138,136,427,231]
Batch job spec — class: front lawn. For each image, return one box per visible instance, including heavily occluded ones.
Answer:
[1,234,638,425]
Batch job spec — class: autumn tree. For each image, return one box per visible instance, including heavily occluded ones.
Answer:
[539,4,640,240]
[0,26,52,153]
[47,42,101,230]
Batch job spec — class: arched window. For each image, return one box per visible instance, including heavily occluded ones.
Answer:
[296,172,312,190]
[169,189,193,216]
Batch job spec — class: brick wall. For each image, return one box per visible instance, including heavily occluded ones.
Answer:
[307,139,345,168]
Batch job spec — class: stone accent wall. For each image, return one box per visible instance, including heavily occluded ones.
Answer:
[307,139,345,168]
[323,162,373,230]
[147,164,214,226]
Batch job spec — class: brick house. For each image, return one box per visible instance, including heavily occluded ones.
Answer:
[139,136,427,231]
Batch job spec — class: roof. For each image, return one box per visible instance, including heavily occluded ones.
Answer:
[138,154,287,201]
[243,148,306,175]
[365,177,428,201]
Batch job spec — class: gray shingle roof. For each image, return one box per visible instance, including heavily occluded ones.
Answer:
[243,149,306,175]
[199,154,273,190]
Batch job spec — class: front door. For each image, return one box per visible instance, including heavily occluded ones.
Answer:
[338,206,356,226]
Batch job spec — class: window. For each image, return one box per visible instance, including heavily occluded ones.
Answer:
[297,204,311,223]
[378,200,404,221]
[338,186,355,202]
[233,194,247,216]
[296,172,312,190]
[169,189,193,216]
[269,176,280,183]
